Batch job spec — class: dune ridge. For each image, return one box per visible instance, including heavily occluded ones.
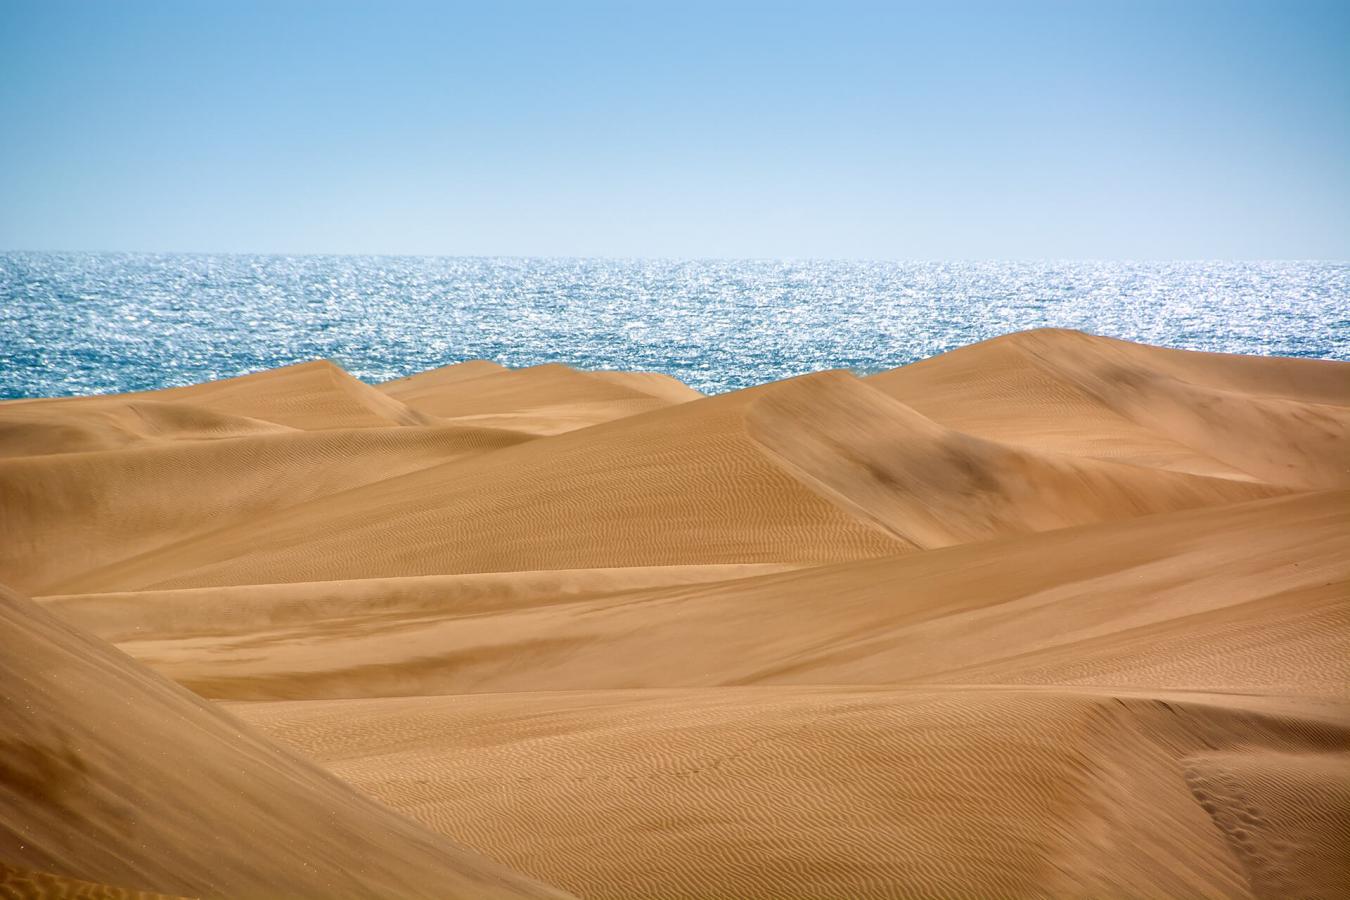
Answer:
[2,329,1346,899]
[376,361,701,436]
[866,329,1350,485]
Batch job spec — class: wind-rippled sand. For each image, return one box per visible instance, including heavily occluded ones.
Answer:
[2,329,1346,898]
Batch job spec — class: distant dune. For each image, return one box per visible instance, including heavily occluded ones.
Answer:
[1,329,1346,899]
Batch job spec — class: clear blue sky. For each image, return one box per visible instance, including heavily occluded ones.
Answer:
[2,0,1347,258]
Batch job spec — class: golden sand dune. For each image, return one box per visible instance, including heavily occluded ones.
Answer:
[0,424,530,594]
[581,369,706,404]
[45,376,908,593]
[868,329,1350,486]
[0,360,434,455]
[38,564,802,698]
[1014,330,1350,488]
[48,489,1344,701]
[0,398,295,458]
[378,362,699,436]
[747,370,1281,548]
[3,329,1347,899]
[39,364,1291,597]
[133,360,438,430]
[377,358,508,400]
[232,687,1350,900]
[1183,750,1350,899]
[0,585,571,899]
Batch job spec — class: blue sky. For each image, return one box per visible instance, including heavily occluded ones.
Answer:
[1,1,1347,258]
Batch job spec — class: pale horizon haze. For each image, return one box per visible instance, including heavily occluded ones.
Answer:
[2,0,1348,260]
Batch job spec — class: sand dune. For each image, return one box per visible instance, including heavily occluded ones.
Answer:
[39,564,801,644]
[377,359,508,399]
[0,584,571,899]
[134,360,437,430]
[0,398,295,458]
[4,329,1347,899]
[581,369,706,404]
[233,686,1350,900]
[867,329,1350,486]
[48,489,1345,701]
[0,424,530,594]
[0,360,434,454]
[39,366,1288,597]
[1013,330,1350,488]
[747,369,1281,548]
[1184,749,1350,899]
[378,362,696,436]
[43,376,907,594]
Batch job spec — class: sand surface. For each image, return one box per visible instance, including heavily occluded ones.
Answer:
[2,328,1346,898]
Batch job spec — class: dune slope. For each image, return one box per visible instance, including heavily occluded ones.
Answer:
[129,360,437,430]
[46,488,1344,701]
[7,330,1347,900]
[378,362,693,436]
[234,687,1350,900]
[747,370,1280,548]
[867,329,1350,487]
[0,424,530,594]
[377,359,507,401]
[41,377,906,594]
[36,367,1288,597]
[0,398,295,458]
[0,584,570,899]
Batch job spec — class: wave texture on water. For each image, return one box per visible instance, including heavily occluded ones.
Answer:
[2,254,1346,398]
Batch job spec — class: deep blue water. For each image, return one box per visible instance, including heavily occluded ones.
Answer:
[2,253,1346,399]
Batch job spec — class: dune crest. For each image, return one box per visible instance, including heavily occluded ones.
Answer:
[866,329,1350,486]
[746,369,1280,548]
[378,361,699,435]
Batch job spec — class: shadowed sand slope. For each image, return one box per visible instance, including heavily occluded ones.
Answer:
[747,370,1280,548]
[0,585,571,900]
[8,332,1349,900]
[867,329,1350,486]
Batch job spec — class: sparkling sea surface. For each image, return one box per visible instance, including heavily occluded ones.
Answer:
[2,253,1347,399]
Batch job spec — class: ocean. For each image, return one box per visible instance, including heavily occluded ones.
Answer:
[2,253,1346,399]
